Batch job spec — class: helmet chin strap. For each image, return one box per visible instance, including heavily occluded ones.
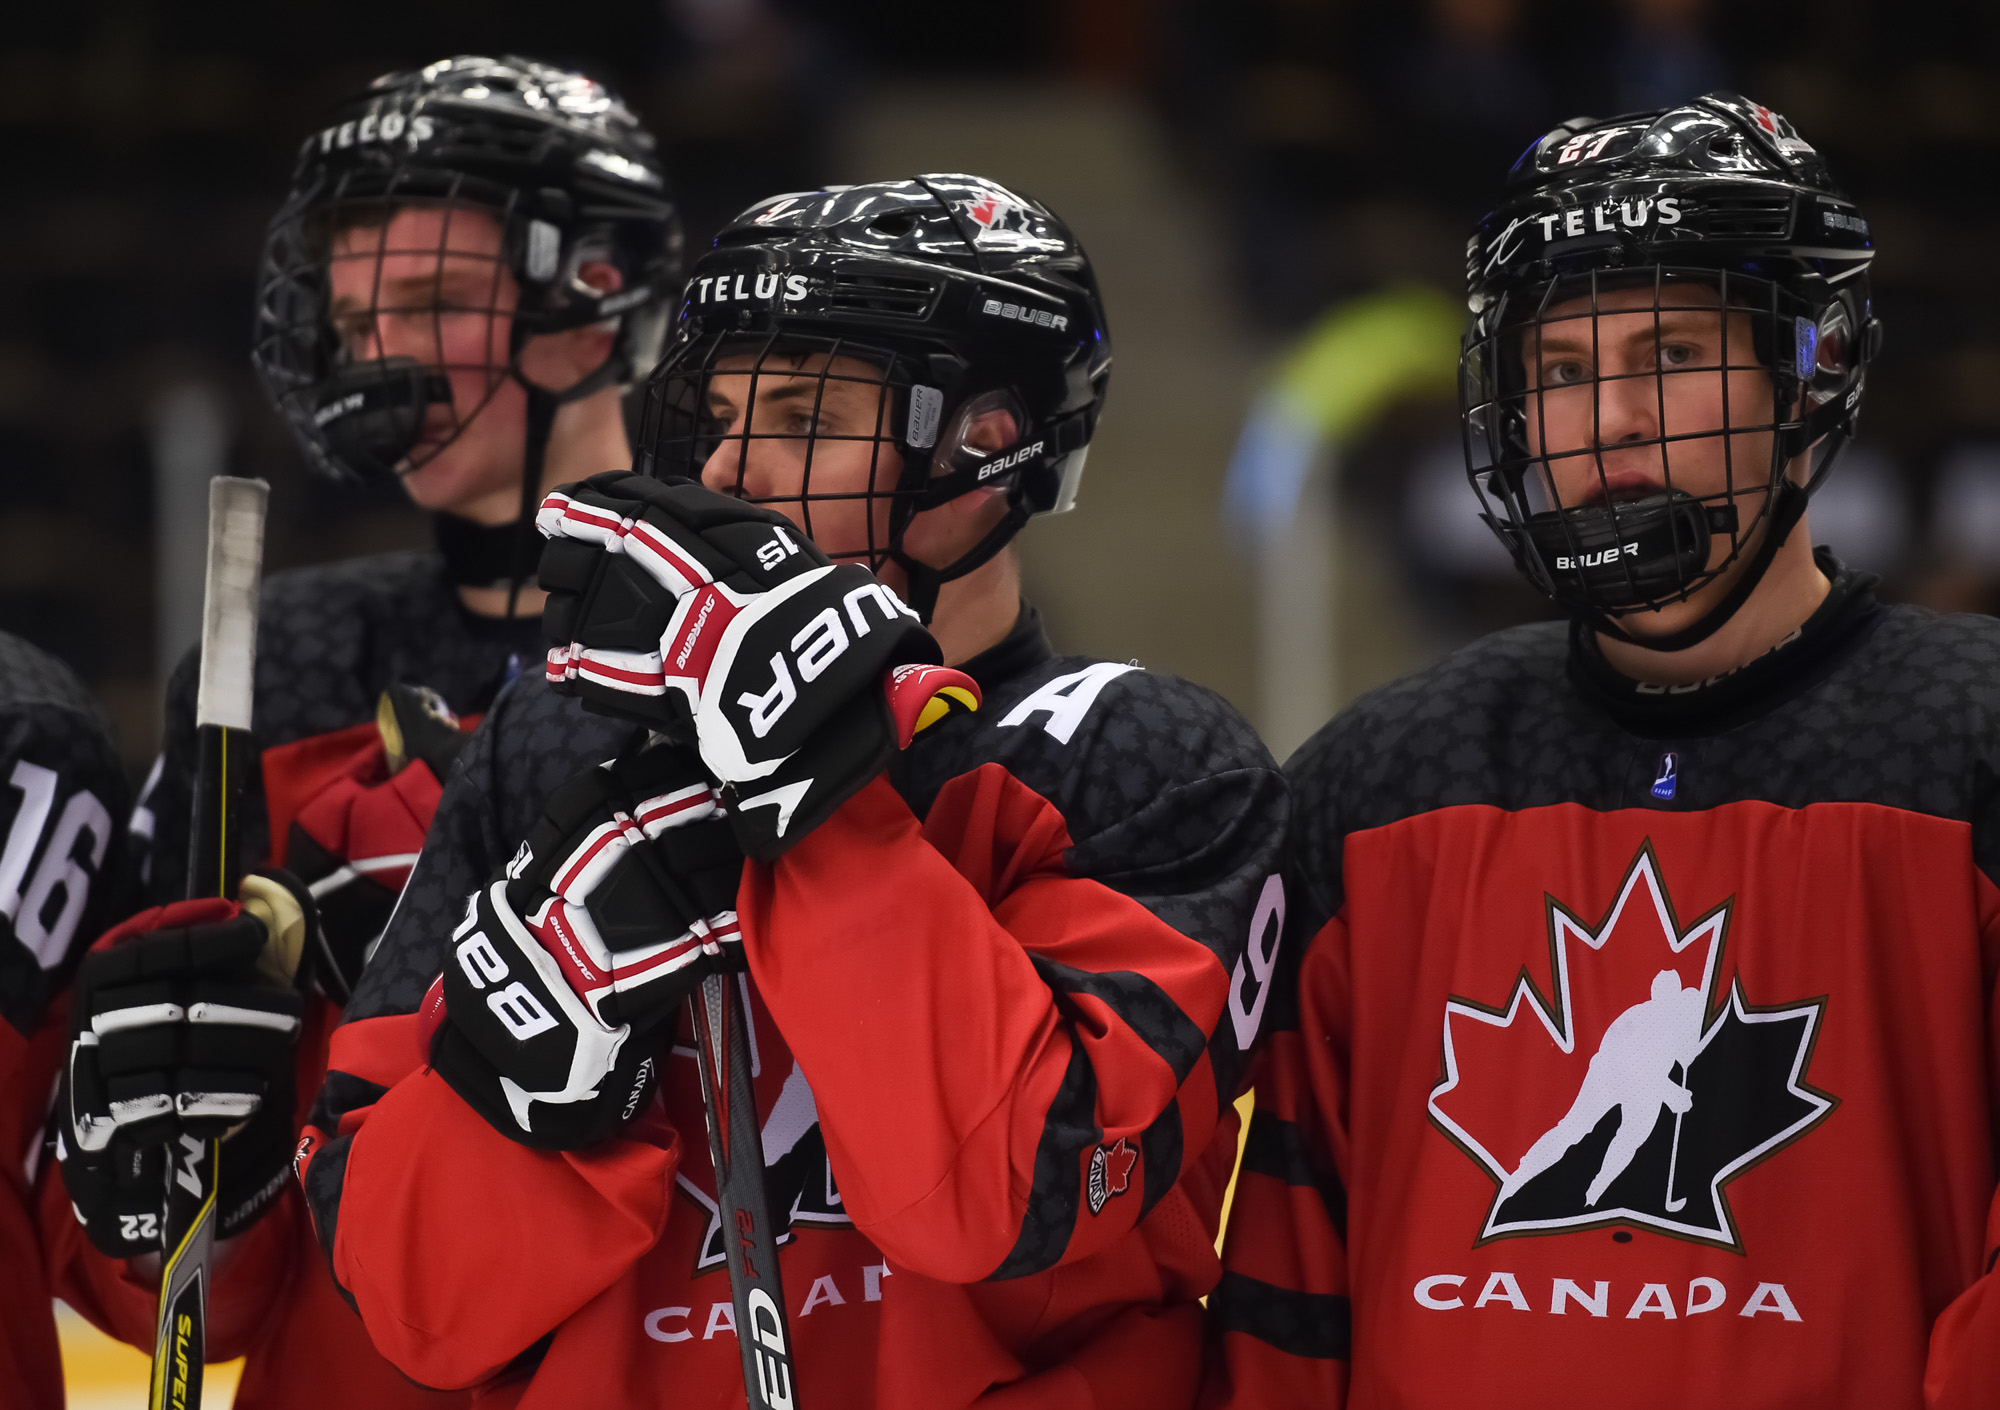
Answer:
[1587,480,1809,654]
[498,305,638,619]
[505,386,561,620]
[890,501,1029,624]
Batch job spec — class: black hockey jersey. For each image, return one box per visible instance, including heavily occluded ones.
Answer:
[300,604,1289,1407]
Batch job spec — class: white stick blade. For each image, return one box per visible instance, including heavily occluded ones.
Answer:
[194,477,269,732]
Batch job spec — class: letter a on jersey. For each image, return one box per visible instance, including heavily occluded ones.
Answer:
[997,663,1137,744]
[1428,844,1835,1251]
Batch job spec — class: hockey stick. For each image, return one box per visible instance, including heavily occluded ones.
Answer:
[667,662,978,1410]
[1664,1066,1689,1214]
[149,476,269,1410]
[689,972,798,1410]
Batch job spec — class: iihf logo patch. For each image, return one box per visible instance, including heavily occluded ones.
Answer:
[1086,1138,1137,1215]
[1428,844,1836,1251]
[1651,752,1678,800]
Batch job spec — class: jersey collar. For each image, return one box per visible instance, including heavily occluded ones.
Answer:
[1567,548,1886,737]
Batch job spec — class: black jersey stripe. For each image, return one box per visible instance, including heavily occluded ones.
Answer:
[1210,1271,1352,1360]
[988,1036,1098,1280]
[300,1070,387,1285]
[300,1131,359,1307]
[1030,954,1208,1083]
[1242,1109,1347,1238]
[1136,1096,1183,1217]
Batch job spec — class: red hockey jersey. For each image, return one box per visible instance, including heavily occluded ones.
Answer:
[1207,566,2000,1409]
[0,631,131,1410]
[299,607,1287,1407]
[46,552,532,1409]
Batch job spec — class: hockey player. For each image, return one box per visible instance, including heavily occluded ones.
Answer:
[295,175,1289,1407]
[44,55,681,1408]
[0,638,129,1409]
[1205,93,2000,1409]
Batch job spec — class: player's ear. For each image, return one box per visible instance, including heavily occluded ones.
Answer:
[955,404,1019,457]
[520,260,624,391]
[574,259,622,299]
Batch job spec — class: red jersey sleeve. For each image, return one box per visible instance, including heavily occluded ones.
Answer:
[1202,915,1351,1408]
[740,741,1285,1284]
[1919,870,2000,1408]
[302,1011,682,1390]
[42,1165,300,1357]
[6,1010,75,1410]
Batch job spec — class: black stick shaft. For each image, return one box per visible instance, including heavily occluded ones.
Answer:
[148,726,244,1408]
[690,973,799,1410]
[187,723,250,901]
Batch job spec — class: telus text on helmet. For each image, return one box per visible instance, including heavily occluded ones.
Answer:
[307,111,437,156]
[691,273,810,306]
[1483,198,1685,275]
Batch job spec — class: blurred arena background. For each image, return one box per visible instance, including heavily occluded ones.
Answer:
[4,0,1998,768]
[6,0,1996,1398]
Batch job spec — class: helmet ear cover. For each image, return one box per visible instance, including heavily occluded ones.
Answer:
[899,388,1094,513]
[883,386,1096,618]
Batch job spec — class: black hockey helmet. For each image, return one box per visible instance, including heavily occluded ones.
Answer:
[635,174,1112,618]
[251,55,683,494]
[1461,92,1880,648]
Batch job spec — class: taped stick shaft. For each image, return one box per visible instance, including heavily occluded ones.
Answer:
[194,477,266,733]
[691,974,799,1410]
[152,476,269,1410]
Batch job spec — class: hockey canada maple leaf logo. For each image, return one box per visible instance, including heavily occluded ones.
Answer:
[1428,844,1836,1251]
[962,189,1029,238]
[1086,1138,1138,1216]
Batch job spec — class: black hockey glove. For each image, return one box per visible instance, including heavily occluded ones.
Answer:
[420,743,744,1149]
[538,472,978,857]
[57,873,312,1258]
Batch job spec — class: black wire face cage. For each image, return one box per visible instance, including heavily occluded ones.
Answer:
[1461,265,1854,621]
[253,171,535,486]
[639,329,943,572]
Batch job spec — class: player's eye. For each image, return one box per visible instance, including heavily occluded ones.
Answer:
[698,400,738,440]
[332,312,376,353]
[1542,359,1589,387]
[1658,342,1698,370]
